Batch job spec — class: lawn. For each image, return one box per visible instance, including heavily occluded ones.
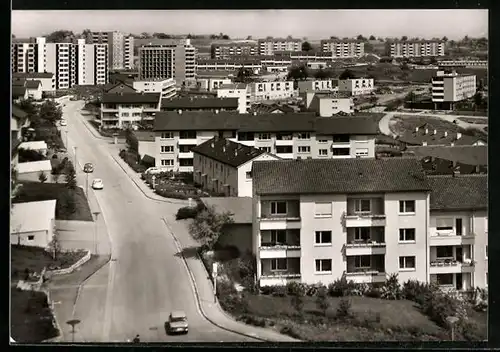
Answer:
[11,288,60,343]
[11,245,88,281]
[14,182,93,221]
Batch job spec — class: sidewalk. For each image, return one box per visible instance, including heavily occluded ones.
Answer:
[163,217,300,342]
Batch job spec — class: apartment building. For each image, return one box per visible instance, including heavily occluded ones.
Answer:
[12,72,55,95]
[132,78,176,99]
[252,158,430,287]
[138,39,196,85]
[320,39,365,58]
[248,81,296,102]
[196,77,232,92]
[100,92,162,129]
[276,51,336,61]
[196,58,262,72]
[217,83,250,114]
[258,38,302,56]
[427,174,488,290]
[338,78,375,96]
[432,71,477,104]
[12,37,108,89]
[192,137,280,197]
[160,97,239,113]
[91,31,135,70]
[297,79,339,93]
[438,60,487,69]
[307,91,354,116]
[152,111,379,172]
[211,42,259,59]
[386,40,445,58]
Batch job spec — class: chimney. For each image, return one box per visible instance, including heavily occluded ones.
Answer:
[211,141,215,148]
[456,132,462,139]
[433,129,437,135]
[253,111,257,116]
[415,126,419,133]
[178,109,182,114]
[222,146,226,152]
[422,141,427,146]
[215,109,219,114]
[444,131,448,137]
[425,128,429,135]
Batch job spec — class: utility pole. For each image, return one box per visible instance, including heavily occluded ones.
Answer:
[73,146,78,171]
[65,130,69,149]
[93,211,100,255]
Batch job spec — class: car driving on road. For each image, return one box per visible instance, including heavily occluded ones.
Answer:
[166,311,188,334]
[91,178,104,190]
[84,162,94,173]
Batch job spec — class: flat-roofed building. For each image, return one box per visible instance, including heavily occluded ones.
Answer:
[320,39,365,58]
[100,92,162,129]
[432,71,476,104]
[133,78,177,99]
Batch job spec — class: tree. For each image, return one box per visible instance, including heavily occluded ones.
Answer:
[315,287,330,316]
[18,99,39,125]
[48,231,62,260]
[357,34,366,41]
[301,41,313,52]
[153,32,172,39]
[38,171,48,183]
[46,30,75,43]
[64,161,77,190]
[401,36,408,41]
[442,36,448,42]
[314,69,331,80]
[330,36,339,40]
[51,173,60,183]
[80,29,93,44]
[222,35,230,40]
[287,65,309,81]
[246,35,253,40]
[369,35,376,40]
[235,67,253,83]
[339,69,356,80]
[140,32,151,39]
[474,92,484,109]
[39,100,62,124]
[188,205,234,250]
[364,41,374,53]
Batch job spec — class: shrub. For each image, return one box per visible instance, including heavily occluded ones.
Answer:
[260,285,274,295]
[315,287,330,315]
[381,273,403,300]
[403,280,430,304]
[239,314,266,327]
[271,285,287,297]
[175,206,200,220]
[327,277,361,297]
[286,281,307,297]
[421,291,459,327]
[280,325,301,339]
[365,285,382,298]
[456,318,486,341]
[155,189,189,200]
[305,283,326,297]
[336,298,352,319]
[291,295,304,313]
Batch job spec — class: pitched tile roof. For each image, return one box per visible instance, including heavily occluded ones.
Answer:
[25,80,41,89]
[12,105,28,119]
[191,137,265,168]
[12,78,26,87]
[252,157,430,195]
[200,197,253,224]
[132,130,156,142]
[161,97,239,110]
[101,92,161,104]
[407,145,487,166]
[12,86,27,98]
[104,82,137,94]
[12,72,54,79]
[315,116,380,135]
[427,175,487,211]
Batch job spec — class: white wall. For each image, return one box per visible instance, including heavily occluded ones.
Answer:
[217,87,249,114]
[317,97,353,116]
[26,86,43,100]
[237,153,280,197]
[138,140,156,159]
[10,230,52,248]
[338,78,375,96]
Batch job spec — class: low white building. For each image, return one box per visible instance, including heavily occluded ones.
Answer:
[297,79,338,93]
[132,78,177,99]
[18,141,49,157]
[12,72,56,96]
[338,78,375,96]
[17,160,52,182]
[11,200,57,248]
[192,137,280,197]
[25,80,43,100]
[217,83,250,114]
[432,71,476,104]
[132,130,156,160]
[307,91,354,116]
[197,78,233,92]
[248,81,296,103]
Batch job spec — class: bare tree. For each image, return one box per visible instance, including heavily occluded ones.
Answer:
[48,231,62,260]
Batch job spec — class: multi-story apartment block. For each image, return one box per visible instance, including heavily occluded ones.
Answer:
[132,78,176,99]
[275,51,337,62]
[386,40,445,58]
[338,78,375,96]
[12,37,108,90]
[248,81,296,102]
[431,71,477,104]
[258,37,302,56]
[12,72,55,95]
[138,39,196,85]
[100,92,162,129]
[160,97,239,113]
[192,137,280,197]
[196,77,232,92]
[91,31,135,70]
[252,158,430,287]
[427,174,488,290]
[210,42,259,59]
[320,39,365,58]
[297,79,339,93]
[217,83,251,114]
[438,60,487,69]
[152,111,379,172]
[307,91,354,116]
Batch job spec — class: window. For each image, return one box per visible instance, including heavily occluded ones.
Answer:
[318,139,328,143]
[271,230,286,244]
[179,131,197,139]
[161,159,174,166]
[399,228,416,242]
[354,255,371,269]
[161,146,174,153]
[436,273,453,286]
[179,158,193,166]
[271,258,287,271]
[332,148,350,156]
[455,218,463,236]
[246,171,252,179]
[161,132,173,139]
[297,132,310,140]
[258,133,271,140]
[121,112,130,117]
[270,201,287,215]
[485,245,488,259]
[298,146,311,153]
[276,133,293,140]
[333,135,350,143]
[354,199,371,213]
[354,227,370,241]
[399,200,415,213]
[179,145,195,153]
[436,218,453,231]
[355,148,369,157]
[436,246,453,258]
[399,256,416,270]
[315,231,332,245]
[315,259,332,273]
[27,235,35,241]
[314,202,332,217]
[259,146,271,153]
[276,146,293,154]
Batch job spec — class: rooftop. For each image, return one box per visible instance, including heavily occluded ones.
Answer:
[25,80,41,89]
[192,137,265,168]
[407,145,487,166]
[200,197,253,224]
[19,141,48,150]
[10,200,57,233]
[17,160,52,174]
[252,157,430,195]
[12,105,28,119]
[101,92,161,104]
[427,174,487,211]
[12,86,27,99]
[195,70,237,78]
[218,83,247,90]
[160,97,238,110]
[132,130,156,142]
[13,72,54,79]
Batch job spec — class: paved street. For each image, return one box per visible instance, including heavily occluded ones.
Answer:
[59,100,261,343]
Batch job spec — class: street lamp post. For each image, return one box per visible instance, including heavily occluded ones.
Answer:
[93,211,100,255]
[73,146,78,170]
[66,319,81,343]
[65,130,69,149]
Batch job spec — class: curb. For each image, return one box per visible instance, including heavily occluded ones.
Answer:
[79,113,113,141]
[110,154,188,205]
[162,218,267,343]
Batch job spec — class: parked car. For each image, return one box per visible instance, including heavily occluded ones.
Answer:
[145,167,163,175]
[92,178,104,190]
[60,120,67,126]
[84,163,94,173]
[166,311,188,334]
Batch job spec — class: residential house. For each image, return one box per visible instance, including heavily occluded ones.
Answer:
[160,97,239,113]
[251,157,430,287]
[19,141,49,157]
[427,174,488,290]
[17,160,52,182]
[130,130,156,161]
[432,71,477,105]
[11,200,57,248]
[12,72,55,96]
[196,77,233,92]
[305,91,354,116]
[196,58,262,73]
[258,37,302,56]
[132,78,177,99]
[25,80,43,100]
[217,83,250,114]
[385,40,445,58]
[100,92,162,129]
[210,42,259,59]
[320,39,365,58]
[12,79,28,102]
[191,137,280,197]
[11,105,30,167]
[338,78,375,96]
[399,125,486,147]
[249,103,296,114]
[248,81,296,103]
[297,79,339,94]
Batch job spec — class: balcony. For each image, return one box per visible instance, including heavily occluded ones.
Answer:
[345,255,385,283]
[178,138,197,145]
[101,113,119,121]
[259,200,301,230]
[178,152,194,159]
[259,229,301,259]
[430,233,475,246]
[260,258,301,286]
[344,270,387,284]
[345,198,386,227]
[429,258,475,274]
[275,139,294,146]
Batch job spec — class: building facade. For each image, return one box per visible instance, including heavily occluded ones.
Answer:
[12,72,55,94]
[196,78,233,92]
[100,92,162,129]
[338,78,375,96]
[320,39,365,58]
[258,38,302,56]
[248,81,296,102]
[91,31,135,70]
[217,83,250,114]
[307,92,354,116]
[386,40,445,58]
[153,111,379,172]
[132,78,177,98]
[431,71,477,103]
[297,79,339,93]
[138,39,196,85]
[211,42,259,59]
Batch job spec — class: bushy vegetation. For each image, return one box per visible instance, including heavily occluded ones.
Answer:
[175,203,204,220]
[119,149,148,173]
[18,149,46,163]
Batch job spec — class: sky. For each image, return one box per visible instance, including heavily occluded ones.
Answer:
[12,10,488,40]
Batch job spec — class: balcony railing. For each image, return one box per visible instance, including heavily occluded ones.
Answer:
[260,242,300,249]
[430,258,475,267]
[260,272,301,278]
[345,268,385,276]
[346,241,386,247]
